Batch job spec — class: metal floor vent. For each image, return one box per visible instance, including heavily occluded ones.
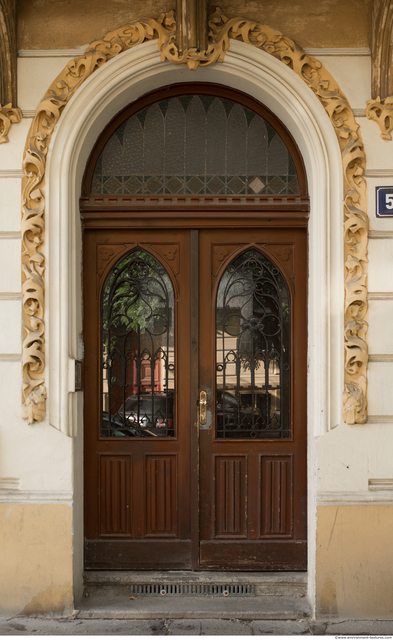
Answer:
[130,584,255,597]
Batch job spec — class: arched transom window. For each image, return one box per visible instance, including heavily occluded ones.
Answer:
[91,95,300,196]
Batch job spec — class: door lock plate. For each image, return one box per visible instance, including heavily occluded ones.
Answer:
[199,390,207,425]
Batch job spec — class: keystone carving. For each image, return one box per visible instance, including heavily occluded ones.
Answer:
[21,8,368,425]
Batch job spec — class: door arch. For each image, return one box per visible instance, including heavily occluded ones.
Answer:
[82,83,308,570]
[45,38,343,605]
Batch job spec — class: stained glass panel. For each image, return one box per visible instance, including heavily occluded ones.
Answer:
[91,96,299,196]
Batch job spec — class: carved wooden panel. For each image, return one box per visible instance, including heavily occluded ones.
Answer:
[211,244,241,277]
[145,455,178,537]
[146,243,180,277]
[96,243,132,279]
[263,244,295,281]
[214,455,247,537]
[99,455,131,535]
[260,455,293,537]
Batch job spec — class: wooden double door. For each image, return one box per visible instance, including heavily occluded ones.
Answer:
[84,225,307,571]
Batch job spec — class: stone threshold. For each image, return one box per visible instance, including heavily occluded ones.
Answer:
[84,570,307,596]
[80,571,310,620]
[78,592,310,621]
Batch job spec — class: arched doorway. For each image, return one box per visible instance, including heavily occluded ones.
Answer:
[81,84,308,571]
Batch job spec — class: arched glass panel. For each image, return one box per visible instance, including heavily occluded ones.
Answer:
[92,95,299,196]
[101,249,175,438]
[216,249,290,439]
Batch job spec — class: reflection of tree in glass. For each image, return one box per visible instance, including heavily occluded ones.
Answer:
[218,250,288,373]
[102,250,172,353]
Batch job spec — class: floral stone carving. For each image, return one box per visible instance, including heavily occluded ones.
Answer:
[366,96,393,141]
[0,103,21,143]
[21,8,368,426]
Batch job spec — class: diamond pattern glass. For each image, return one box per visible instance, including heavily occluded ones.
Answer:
[92,96,299,196]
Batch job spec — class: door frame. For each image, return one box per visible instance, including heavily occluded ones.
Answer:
[45,39,344,614]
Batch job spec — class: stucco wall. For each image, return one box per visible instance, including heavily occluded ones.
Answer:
[0,504,73,616]
[17,0,371,50]
[316,505,393,619]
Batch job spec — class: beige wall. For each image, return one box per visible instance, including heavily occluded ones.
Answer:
[316,505,393,620]
[0,504,73,616]
[17,0,371,50]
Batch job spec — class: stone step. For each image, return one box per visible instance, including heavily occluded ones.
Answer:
[84,570,307,597]
[78,586,311,620]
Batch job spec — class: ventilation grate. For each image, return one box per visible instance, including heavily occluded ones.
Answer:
[130,584,254,597]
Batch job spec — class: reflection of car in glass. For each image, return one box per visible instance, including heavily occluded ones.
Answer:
[216,390,279,438]
[216,391,255,431]
[103,392,175,437]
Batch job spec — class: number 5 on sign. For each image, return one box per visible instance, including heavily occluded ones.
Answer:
[376,187,393,217]
[386,194,393,209]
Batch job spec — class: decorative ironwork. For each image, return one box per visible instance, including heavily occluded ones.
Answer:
[101,249,175,438]
[216,249,290,439]
[91,95,299,196]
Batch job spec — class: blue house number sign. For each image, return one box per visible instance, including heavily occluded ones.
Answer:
[376,186,393,217]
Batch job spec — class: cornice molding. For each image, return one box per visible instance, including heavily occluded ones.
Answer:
[365,169,393,177]
[18,47,372,59]
[304,47,371,57]
[0,169,24,178]
[21,8,369,425]
[352,109,366,118]
[0,489,73,504]
[368,292,393,300]
[18,48,88,58]
[317,491,393,505]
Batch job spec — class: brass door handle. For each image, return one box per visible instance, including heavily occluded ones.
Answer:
[199,390,207,425]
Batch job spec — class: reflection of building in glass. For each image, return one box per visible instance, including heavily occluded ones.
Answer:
[100,249,176,437]
[216,250,290,438]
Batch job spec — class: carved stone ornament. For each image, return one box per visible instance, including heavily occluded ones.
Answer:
[0,102,21,144]
[21,8,368,425]
[366,96,393,141]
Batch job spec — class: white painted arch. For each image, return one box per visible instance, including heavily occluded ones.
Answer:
[46,39,344,612]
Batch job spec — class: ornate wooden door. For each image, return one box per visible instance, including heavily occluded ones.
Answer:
[83,226,307,570]
[82,83,309,571]
[84,229,194,568]
[198,228,307,570]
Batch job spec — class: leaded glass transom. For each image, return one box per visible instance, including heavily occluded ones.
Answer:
[216,249,291,439]
[92,96,299,196]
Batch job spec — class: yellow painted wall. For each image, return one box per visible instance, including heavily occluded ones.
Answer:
[17,0,371,50]
[0,504,73,616]
[316,505,393,620]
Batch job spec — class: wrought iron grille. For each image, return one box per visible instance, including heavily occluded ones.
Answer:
[91,95,299,196]
[216,249,291,439]
[101,249,175,438]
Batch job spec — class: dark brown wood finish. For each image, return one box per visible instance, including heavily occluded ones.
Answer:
[84,229,193,569]
[83,83,308,572]
[198,229,308,570]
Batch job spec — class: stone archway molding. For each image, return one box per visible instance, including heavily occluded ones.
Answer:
[21,8,368,425]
